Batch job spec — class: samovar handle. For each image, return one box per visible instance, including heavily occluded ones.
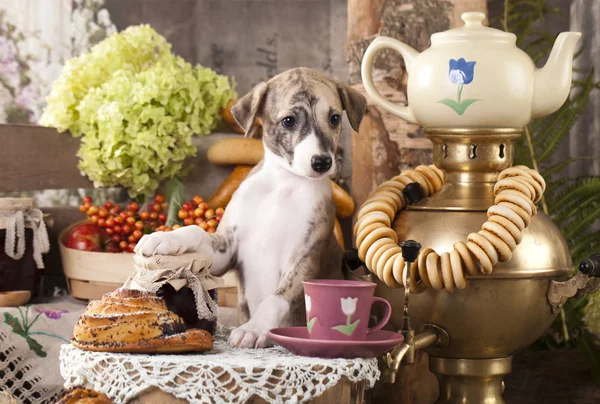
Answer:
[547,253,600,313]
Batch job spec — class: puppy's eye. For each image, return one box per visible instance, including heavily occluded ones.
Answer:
[329,114,341,126]
[281,116,296,128]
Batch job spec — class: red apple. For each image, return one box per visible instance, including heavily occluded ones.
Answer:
[63,223,103,252]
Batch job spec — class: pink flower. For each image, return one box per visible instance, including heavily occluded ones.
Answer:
[14,84,37,109]
[0,37,17,64]
[35,308,68,320]
[0,38,19,85]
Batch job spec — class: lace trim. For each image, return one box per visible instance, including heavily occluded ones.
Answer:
[60,337,380,404]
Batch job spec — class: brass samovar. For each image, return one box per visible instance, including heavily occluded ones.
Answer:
[356,11,600,403]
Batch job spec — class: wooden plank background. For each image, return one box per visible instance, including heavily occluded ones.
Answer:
[0,124,238,195]
[0,124,93,192]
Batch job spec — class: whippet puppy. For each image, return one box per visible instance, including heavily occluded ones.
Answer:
[135,67,366,348]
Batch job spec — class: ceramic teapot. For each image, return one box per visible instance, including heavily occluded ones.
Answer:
[361,11,581,129]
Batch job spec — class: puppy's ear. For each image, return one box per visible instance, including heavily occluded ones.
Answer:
[231,82,268,138]
[337,84,367,132]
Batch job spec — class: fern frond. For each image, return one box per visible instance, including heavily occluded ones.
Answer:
[570,230,600,263]
[537,113,578,162]
[534,70,595,146]
[549,176,600,210]
[524,39,554,57]
[531,47,555,63]
[532,72,596,153]
[542,157,598,178]
[553,192,600,226]
[573,45,586,60]
[545,179,569,198]
[534,75,595,162]
[564,203,600,240]
[533,101,573,148]
[503,0,600,354]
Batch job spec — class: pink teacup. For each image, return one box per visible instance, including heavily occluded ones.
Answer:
[302,279,392,341]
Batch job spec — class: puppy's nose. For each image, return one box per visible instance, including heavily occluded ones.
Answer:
[311,155,332,173]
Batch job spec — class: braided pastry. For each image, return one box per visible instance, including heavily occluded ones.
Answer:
[354,165,545,293]
[72,289,214,353]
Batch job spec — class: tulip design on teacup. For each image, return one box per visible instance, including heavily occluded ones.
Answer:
[332,297,360,336]
[438,58,480,115]
[305,294,317,333]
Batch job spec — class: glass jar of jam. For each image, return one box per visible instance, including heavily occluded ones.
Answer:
[0,198,49,296]
[125,252,220,335]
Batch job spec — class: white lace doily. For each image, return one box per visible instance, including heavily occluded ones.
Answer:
[60,336,380,404]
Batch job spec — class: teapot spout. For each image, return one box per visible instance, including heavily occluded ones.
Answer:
[532,32,582,119]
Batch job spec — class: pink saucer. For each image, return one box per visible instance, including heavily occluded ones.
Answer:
[267,327,403,359]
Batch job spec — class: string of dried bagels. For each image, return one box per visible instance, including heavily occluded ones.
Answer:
[354,165,546,293]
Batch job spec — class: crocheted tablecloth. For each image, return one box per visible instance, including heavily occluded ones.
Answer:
[60,337,380,404]
[0,296,86,403]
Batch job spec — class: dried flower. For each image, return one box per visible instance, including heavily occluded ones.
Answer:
[35,308,69,320]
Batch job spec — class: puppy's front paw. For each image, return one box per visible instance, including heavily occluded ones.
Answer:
[134,232,186,256]
[228,321,271,349]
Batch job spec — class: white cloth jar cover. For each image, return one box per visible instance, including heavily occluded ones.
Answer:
[60,336,380,404]
[0,198,50,269]
[123,253,223,321]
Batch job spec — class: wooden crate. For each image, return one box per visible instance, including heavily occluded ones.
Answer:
[60,220,241,302]
[217,286,238,308]
[67,279,122,301]
[58,220,134,299]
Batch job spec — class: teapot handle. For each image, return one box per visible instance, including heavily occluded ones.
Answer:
[361,36,419,124]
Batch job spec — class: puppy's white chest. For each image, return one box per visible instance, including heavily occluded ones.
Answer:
[235,179,315,268]
[229,166,329,312]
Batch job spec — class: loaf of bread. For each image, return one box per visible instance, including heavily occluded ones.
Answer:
[208,165,254,208]
[55,387,113,404]
[72,289,213,353]
[221,99,262,136]
[207,138,264,166]
[221,99,245,134]
[334,218,344,249]
[331,181,355,219]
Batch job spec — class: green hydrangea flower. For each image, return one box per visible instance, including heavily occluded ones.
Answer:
[41,25,236,197]
[41,25,172,135]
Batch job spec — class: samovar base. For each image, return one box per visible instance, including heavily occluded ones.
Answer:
[430,356,512,404]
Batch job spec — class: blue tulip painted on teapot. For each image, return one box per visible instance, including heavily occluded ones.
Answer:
[361,11,581,129]
[448,58,476,85]
[439,58,480,116]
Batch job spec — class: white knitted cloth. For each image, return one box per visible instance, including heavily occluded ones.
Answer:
[0,198,49,269]
[60,336,380,404]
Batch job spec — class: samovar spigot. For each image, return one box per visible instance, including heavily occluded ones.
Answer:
[384,239,450,383]
[384,323,448,383]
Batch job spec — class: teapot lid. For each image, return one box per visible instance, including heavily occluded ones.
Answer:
[431,12,516,44]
